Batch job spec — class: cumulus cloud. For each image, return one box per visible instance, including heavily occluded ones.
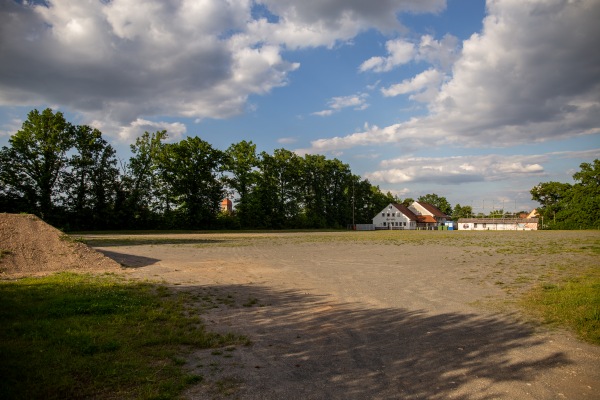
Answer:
[107,118,188,142]
[312,93,369,117]
[0,0,447,142]
[381,68,444,101]
[359,39,415,72]
[249,0,445,49]
[310,0,600,152]
[365,154,548,185]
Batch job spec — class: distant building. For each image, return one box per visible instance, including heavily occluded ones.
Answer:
[221,198,233,213]
[457,217,539,230]
[372,202,449,230]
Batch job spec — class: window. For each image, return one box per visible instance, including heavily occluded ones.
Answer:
[387,213,390,217]
[383,222,386,227]
[474,223,478,228]
[403,222,406,226]
[382,212,385,217]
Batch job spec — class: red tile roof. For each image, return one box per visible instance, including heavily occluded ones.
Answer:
[416,215,437,223]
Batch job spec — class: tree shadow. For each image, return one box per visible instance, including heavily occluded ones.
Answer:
[179,284,573,399]
[96,249,160,268]
[81,238,230,247]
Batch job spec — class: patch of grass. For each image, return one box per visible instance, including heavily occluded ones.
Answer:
[0,272,248,399]
[242,297,259,307]
[521,270,600,345]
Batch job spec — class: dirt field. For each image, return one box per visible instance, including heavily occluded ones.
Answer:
[78,230,600,400]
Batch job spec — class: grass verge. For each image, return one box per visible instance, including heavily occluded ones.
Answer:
[0,272,249,399]
[521,269,600,345]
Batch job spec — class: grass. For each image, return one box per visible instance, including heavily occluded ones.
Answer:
[0,272,249,399]
[521,269,600,345]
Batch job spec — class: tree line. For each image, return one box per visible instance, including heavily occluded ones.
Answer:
[4,109,595,231]
[0,109,403,231]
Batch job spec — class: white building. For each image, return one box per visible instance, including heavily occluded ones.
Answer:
[408,201,450,229]
[372,203,418,230]
[457,218,539,230]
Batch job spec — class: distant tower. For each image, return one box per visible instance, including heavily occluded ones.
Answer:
[221,198,233,213]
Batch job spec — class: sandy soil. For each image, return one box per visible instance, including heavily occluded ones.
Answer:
[0,214,121,277]
[79,231,600,400]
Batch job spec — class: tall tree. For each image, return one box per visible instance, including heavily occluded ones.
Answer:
[224,141,260,228]
[161,137,225,228]
[124,130,168,228]
[531,159,600,229]
[257,149,303,228]
[62,125,119,230]
[417,193,452,215]
[530,181,572,225]
[0,108,73,221]
[452,204,473,219]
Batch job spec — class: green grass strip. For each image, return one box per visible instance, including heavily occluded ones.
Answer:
[0,272,248,399]
[521,269,600,345]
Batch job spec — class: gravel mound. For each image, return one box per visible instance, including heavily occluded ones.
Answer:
[0,213,122,277]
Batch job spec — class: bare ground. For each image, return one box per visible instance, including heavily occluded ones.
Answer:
[79,230,600,400]
[1,213,597,399]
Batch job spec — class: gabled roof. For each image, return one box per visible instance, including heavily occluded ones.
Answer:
[391,203,418,221]
[416,202,448,218]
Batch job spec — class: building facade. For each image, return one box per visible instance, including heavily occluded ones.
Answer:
[457,218,539,230]
[372,203,418,230]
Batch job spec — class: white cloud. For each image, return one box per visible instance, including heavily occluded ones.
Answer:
[366,154,548,185]
[381,68,444,101]
[277,136,297,145]
[0,118,23,138]
[312,93,369,117]
[113,118,187,142]
[359,33,458,73]
[311,0,600,153]
[359,39,415,72]
[0,0,448,142]
[250,0,445,49]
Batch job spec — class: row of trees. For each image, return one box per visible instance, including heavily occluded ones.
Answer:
[0,109,403,231]
[4,109,595,231]
[530,159,600,229]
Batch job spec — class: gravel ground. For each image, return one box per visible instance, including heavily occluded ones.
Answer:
[81,231,600,400]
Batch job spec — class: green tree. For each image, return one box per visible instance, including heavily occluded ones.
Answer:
[124,130,168,228]
[61,125,120,229]
[256,149,303,228]
[417,193,452,215]
[0,108,74,221]
[224,141,260,228]
[531,159,600,229]
[451,204,473,219]
[161,137,225,228]
[530,181,572,225]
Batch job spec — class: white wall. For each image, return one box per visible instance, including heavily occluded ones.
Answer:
[372,204,416,230]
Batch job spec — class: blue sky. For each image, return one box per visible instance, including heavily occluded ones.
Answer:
[1,0,599,214]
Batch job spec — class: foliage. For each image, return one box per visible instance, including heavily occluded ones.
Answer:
[0,109,74,222]
[0,273,248,399]
[452,203,473,219]
[1,108,460,231]
[531,159,600,229]
[417,193,452,215]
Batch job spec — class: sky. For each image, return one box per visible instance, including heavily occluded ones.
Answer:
[1,0,599,215]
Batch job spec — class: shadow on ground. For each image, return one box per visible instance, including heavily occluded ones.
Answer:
[96,249,160,268]
[81,238,230,247]
[178,284,572,400]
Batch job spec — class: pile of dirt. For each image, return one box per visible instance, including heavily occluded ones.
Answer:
[0,213,122,277]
